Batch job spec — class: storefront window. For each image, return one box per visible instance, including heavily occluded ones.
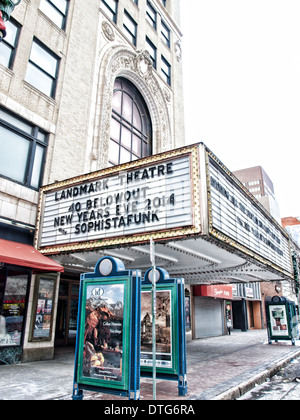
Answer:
[0,269,29,347]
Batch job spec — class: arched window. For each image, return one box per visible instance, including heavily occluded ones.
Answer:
[109,77,152,166]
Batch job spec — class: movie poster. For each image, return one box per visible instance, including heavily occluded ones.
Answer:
[140,290,172,369]
[269,304,289,337]
[81,283,125,382]
[33,278,55,339]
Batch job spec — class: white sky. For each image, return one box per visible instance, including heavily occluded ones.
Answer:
[180,0,300,218]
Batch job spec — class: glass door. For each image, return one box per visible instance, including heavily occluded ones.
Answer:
[55,280,79,346]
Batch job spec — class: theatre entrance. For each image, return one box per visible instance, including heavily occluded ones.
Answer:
[55,275,80,347]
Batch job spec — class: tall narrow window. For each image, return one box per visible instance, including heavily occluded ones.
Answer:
[123,10,137,46]
[39,0,69,30]
[146,1,157,30]
[161,55,171,86]
[101,0,118,23]
[145,36,157,69]
[25,39,60,98]
[161,20,170,48]
[109,78,152,166]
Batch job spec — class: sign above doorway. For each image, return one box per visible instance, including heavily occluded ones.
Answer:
[35,145,201,254]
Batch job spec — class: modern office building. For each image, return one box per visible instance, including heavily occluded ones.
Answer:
[233,166,281,223]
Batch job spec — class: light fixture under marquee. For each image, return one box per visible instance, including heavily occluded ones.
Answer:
[99,258,113,276]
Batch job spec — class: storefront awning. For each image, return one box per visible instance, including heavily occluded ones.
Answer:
[0,239,64,272]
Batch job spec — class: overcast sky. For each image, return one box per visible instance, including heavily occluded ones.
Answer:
[180,1,300,218]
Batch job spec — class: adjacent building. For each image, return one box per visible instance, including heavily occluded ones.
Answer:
[233,166,281,223]
[233,166,299,329]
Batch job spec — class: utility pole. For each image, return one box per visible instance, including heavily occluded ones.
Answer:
[150,237,157,400]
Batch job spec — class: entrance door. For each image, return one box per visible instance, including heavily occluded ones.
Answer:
[248,301,255,328]
[55,280,79,347]
[232,300,247,331]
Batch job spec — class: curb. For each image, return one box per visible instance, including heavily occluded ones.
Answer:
[212,349,300,400]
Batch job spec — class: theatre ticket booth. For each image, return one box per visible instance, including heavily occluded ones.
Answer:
[33,143,294,356]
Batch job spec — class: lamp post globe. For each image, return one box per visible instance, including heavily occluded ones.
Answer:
[0,0,21,41]
[0,10,6,41]
[0,0,21,21]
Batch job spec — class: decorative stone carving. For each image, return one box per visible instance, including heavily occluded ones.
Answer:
[102,21,115,42]
[175,40,182,62]
[164,87,171,103]
[135,50,152,77]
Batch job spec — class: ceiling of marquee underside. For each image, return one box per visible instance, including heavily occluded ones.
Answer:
[51,236,290,284]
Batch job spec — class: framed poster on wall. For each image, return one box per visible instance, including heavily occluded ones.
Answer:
[29,275,57,342]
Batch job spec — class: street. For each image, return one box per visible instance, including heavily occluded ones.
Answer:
[239,357,300,400]
[1,330,300,400]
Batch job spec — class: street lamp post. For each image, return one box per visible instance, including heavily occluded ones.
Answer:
[0,0,22,41]
[0,11,6,41]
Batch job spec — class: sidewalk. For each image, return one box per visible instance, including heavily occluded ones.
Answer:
[0,330,300,400]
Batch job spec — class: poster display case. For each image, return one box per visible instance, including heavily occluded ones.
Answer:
[141,285,177,374]
[141,267,187,396]
[73,257,141,400]
[266,296,299,346]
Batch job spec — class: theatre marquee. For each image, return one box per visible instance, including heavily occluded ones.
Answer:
[35,143,293,280]
[205,147,293,277]
[35,146,201,254]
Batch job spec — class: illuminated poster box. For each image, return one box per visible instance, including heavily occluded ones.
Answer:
[73,257,141,400]
[140,268,187,396]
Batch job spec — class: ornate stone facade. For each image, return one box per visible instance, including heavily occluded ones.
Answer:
[92,43,173,170]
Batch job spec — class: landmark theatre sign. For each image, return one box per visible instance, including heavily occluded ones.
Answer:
[35,146,201,253]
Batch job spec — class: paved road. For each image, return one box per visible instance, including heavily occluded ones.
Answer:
[239,357,300,400]
[1,330,300,400]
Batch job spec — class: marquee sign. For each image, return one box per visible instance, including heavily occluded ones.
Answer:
[206,150,293,277]
[36,146,201,254]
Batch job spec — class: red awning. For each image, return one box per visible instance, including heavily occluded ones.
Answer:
[194,285,233,300]
[0,239,64,272]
